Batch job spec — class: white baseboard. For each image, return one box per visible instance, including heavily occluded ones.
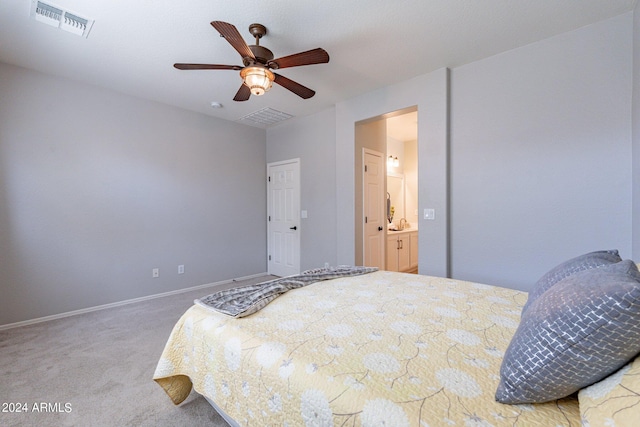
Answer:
[0,272,269,331]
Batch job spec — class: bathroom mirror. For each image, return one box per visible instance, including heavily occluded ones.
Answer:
[387,173,405,224]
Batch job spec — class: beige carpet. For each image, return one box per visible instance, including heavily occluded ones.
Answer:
[0,275,273,427]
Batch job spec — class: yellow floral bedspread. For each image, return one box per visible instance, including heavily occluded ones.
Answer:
[154,270,580,426]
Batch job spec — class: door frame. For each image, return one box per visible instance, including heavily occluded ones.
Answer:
[267,158,301,276]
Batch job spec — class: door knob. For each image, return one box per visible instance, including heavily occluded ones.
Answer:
[290,226,297,230]
[378,226,383,231]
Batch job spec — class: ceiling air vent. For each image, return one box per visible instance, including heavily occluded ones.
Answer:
[30,0,94,38]
[237,107,293,127]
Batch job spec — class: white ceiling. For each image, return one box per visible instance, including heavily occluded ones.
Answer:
[0,0,636,128]
[387,111,418,143]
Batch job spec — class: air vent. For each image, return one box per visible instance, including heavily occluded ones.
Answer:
[237,107,293,127]
[30,0,94,38]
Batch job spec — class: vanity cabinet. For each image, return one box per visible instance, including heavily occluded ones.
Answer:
[409,231,418,269]
[387,230,418,273]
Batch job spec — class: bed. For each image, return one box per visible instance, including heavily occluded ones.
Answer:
[154,250,640,427]
[153,255,640,426]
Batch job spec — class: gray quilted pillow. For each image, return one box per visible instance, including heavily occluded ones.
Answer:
[496,260,640,404]
[522,250,621,313]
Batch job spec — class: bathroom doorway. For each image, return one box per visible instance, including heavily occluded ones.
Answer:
[386,110,418,273]
[355,107,418,271]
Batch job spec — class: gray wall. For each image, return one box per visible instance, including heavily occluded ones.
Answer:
[277,13,634,292]
[450,13,633,289]
[2,10,637,326]
[335,69,450,278]
[0,63,267,325]
[266,107,337,270]
[633,2,640,260]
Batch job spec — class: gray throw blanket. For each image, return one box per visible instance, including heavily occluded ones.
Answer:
[195,265,378,318]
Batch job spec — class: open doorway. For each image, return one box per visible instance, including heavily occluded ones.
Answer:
[386,111,418,273]
[355,107,418,271]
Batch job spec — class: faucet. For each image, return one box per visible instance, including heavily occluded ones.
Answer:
[399,218,407,230]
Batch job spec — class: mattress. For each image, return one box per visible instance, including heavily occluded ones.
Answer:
[154,270,580,425]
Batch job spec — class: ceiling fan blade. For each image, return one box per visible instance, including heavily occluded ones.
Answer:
[273,73,315,99]
[268,48,329,69]
[174,63,242,70]
[233,84,251,102]
[211,21,255,60]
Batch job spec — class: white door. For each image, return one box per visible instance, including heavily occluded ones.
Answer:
[268,159,300,277]
[363,149,385,269]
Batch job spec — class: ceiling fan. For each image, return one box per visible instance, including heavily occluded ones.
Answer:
[174,21,330,102]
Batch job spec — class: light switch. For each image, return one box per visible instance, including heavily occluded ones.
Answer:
[424,209,435,220]
[301,210,308,219]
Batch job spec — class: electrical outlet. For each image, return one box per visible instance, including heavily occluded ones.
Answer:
[152,268,159,278]
[178,265,184,274]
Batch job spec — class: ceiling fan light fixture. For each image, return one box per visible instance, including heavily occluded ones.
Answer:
[240,66,275,96]
[175,21,329,101]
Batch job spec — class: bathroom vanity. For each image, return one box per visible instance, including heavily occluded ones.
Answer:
[386,229,418,273]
